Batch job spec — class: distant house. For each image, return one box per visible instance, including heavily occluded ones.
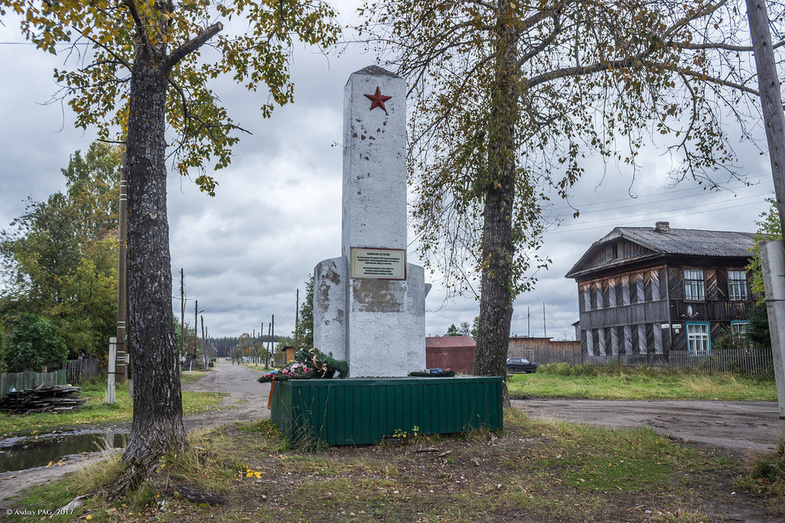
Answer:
[281,346,297,363]
[425,336,476,374]
[565,222,755,362]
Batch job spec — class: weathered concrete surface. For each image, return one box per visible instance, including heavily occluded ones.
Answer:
[314,66,426,377]
[314,257,347,362]
[341,66,407,258]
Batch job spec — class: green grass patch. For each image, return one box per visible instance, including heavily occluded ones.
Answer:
[0,374,224,436]
[180,371,208,384]
[10,410,775,522]
[507,364,777,400]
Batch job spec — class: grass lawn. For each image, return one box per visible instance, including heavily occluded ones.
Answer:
[507,365,778,401]
[0,371,225,437]
[7,409,784,522]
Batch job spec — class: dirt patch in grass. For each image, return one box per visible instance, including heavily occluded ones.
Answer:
[21,410,783,523]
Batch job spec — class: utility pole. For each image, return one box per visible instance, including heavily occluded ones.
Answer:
[266,321,272,368]
[194,300,198,365]
[201,315,206,369]
[116,150,128,383]
[295,288,300,346]
[747,0,785,427]
[747,0,785,237]
[180,268,184,367]
[527,306,530,338]
[543,302,547,339]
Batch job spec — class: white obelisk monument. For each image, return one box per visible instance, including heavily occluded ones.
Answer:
[313,66,428,377]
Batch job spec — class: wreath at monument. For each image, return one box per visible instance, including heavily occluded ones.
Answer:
[257,347,348,383]
[408,368,456,377]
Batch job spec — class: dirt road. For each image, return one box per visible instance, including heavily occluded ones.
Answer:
[513,398,784,457]
[180,360,270,430]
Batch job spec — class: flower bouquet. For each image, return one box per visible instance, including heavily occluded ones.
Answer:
[408,368,456,377]
[257,347,348,383]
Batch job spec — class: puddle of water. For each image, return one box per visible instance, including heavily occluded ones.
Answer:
[0,431,128,473]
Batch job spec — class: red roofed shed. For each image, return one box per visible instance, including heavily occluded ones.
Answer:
[425,336,476,375]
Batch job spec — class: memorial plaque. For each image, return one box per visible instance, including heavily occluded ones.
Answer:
[351,247,406,280]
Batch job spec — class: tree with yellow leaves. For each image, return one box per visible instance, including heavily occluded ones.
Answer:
[360,0,785,396]
[0,0,339,495]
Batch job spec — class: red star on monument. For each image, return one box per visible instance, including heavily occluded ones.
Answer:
[364,87,392,115]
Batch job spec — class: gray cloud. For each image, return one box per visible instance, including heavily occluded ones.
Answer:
[1,5,775,344]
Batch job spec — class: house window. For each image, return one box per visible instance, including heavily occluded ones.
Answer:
[728,270,749,301]
[684,269,705,301]
[687,322,710,354]
[583,287,591,312]
[731,321,749,336]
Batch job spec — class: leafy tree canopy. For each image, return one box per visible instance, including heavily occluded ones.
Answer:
[0,142,120,358]
[1,313,68,373]
[748,198,782,300]
[359,0,775,299]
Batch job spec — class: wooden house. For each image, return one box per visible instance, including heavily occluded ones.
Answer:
[565,222,755,362]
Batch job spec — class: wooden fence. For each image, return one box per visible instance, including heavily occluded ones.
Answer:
[666,349,773,377]
[1,356,105,396]
[65,356,105,384]
[0,369,66,396]
[589,349,773,377]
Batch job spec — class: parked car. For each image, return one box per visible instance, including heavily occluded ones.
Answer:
[506,357,540,374]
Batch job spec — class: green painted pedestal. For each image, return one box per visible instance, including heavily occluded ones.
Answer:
[270,376,503,446]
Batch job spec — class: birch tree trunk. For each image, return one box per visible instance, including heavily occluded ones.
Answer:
[474,1,519,405]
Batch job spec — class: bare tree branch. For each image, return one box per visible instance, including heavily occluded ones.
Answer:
[164,22,223,71]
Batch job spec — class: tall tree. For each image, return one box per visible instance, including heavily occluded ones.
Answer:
[0,142,121,358]
[1,0,339,495]
[360,0,780,393]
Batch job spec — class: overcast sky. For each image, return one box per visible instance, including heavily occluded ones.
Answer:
[0,3,776,344]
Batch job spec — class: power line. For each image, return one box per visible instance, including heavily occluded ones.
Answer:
[547,194,771,235]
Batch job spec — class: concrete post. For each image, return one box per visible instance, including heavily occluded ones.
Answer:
[107,337,116,405]
[760,240,785,420]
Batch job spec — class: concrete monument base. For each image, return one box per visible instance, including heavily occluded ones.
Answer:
[270,376,503,445]
[314,257,427,377]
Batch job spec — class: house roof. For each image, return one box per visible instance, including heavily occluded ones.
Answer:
[565,222,755,279]
[426,335,476,348]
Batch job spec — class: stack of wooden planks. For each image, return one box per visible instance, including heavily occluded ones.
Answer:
[0,384,87,414]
